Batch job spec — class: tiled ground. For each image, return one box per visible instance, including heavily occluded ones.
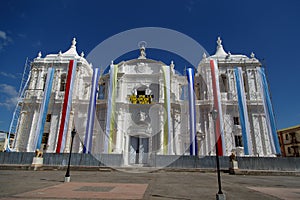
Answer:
[248,187,300,200]
[1,170,300,200]
[14,182,148,199]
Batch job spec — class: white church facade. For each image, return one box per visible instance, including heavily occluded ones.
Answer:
[8,37,281,165]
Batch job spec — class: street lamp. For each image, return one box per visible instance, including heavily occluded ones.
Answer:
[211,109,226,200]
[65,128,76,183]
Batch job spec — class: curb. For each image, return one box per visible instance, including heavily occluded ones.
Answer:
[0,164,299,176]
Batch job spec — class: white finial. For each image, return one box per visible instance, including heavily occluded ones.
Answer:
[111,60,114,65]
[251,52,255,58]
[170,60,174,69]
[37,51,42,58]
[217,37,222,47]
[215,36,228,57]
[202,52,207,59]
[71,38,76,48]
[81,51,84,57]
[226,51,231,59]
[58,50,62,56]
[138,41,147,59]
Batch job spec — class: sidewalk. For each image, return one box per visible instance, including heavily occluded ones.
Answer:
[0,169,300,199]
[1,164,300,176]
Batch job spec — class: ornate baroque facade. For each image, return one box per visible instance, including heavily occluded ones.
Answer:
[11,37,280,165]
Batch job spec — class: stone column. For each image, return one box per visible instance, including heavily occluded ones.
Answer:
[115,108,123,153]
[55,69,61,92]
[118,79,124,102]
[74,66,80,99]
[15,111,27,151]
[47,113,58,152]
[159,108,165,154]
[209,112,216,156]
[170,110,175,155]
[37,69,44,90]
[64,111,74,153]
[123,135,129,166]
[29,69,37,90]
[159,79,164,103]
[27,109,39,152]
[173,111,180,155]
[204,111,209,155]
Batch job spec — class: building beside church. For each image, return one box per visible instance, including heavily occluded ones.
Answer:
[278,125,300,157]
[8,37,281,166]
[0,131,9,152]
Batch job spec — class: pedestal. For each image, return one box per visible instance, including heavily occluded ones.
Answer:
[229,160,238,174]
[64,176,70,183]
[32,157,43,170]
[216,193,226,200]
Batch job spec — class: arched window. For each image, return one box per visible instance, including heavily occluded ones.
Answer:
[243,73,248,93]
[235,135,243,147]
[98,82,105,99]
[42,74,47,91]
[219,74,228,92]
[60,74,67,91]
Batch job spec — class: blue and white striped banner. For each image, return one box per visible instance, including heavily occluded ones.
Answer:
[186,67,198,156]
[83,68,100,154]
[35,67,55,150]
[234,67,253,155]
[257,67,281,155]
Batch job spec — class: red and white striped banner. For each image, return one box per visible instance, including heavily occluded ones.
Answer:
[210,59,225,156]
[56,60,77,153]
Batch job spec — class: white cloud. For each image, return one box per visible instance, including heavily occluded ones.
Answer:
[0,31,7,40]
[0,97,18,109]
[0,30,12,51]
[0,84,18,96]
[0,84,18,109]
[0,72,18,79]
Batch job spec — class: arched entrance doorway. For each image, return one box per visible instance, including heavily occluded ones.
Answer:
[129,136,149,165]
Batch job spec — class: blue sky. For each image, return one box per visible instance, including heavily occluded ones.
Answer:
[0,0,299,131]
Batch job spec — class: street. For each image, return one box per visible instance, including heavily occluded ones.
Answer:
[0,169,299,199]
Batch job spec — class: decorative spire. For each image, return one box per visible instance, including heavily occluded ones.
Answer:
[71,38,76,48]
[170,60,175,69]
[214,36,228,57]
[80,51,84,58]
[62,37,79,56]
[58,50,62,56]
[202,52,207,59]
[250,52,255,59]
[111,60,114,65]
[170,60,175,73]
[138,41,147,59]
[217,36,222,47]
[37,51,42,58]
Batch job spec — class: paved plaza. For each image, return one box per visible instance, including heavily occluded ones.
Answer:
[0,169,299,199]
